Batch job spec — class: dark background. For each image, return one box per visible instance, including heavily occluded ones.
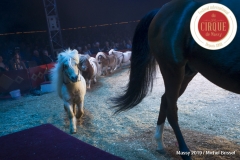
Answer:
[0,0,170,33]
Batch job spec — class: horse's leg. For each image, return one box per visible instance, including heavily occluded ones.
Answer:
[105,67,109,75]
[155,94,167,153]
[76,100,84,119]
[109,67,113,73]
[87,79,91,89]
[107,69,110,75]
[155,72,197,153]
[93,76,97,83]
[73,104,76,115]
[64,101,77,134]
[160,65,192,160]
[86,79,90,89]
[114,60,118,70]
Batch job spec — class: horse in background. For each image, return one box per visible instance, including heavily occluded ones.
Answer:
[111,0,240,159]
[96,52,117,76]
[79,55,99,89]
[89,56,101,77]
[51,49,86,134]
[108,49,132,69]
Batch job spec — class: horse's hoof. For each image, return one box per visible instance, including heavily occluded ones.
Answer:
[70,129,77,134]
[156,149,166,154]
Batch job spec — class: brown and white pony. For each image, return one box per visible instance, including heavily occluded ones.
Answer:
[79,55,99,89]
[96,52,117,76]
[51,49,86,134]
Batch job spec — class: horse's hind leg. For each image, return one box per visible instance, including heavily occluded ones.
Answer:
[155,94,168,153]
[155,71,197,153]
[160,64,193,160]
[64,102,77,134]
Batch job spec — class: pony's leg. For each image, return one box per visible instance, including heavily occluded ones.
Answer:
[73,104,76,115]
[89,79,91,89]
[160,65,192,160]
[64,102,77,134]
[93,76,97,83]
[76,100,84,119]
[155,94,167,152]
[109,67,113,73]
[155,72,197,153]
[119,61,122,69]
[105,68,108,76]
[87,80,91,89]
[114,62,118,70]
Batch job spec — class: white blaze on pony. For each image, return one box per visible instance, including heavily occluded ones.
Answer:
[51,49,86,134]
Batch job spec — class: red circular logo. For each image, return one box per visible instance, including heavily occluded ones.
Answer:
[198,11,229,42]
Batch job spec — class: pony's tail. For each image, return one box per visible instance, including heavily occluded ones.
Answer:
[111,9,159,114]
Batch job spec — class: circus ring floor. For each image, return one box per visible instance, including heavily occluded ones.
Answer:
[0,68,239,160]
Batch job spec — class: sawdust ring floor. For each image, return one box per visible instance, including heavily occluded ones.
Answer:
[0,68,239,160]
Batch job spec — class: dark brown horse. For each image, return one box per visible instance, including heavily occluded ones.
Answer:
[111,0,240,159]
[79,55,95,89]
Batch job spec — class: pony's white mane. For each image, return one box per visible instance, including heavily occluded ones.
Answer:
[79,54,90,59]
[51,49,79,98]
[79,55,89,63]
[96,52,107,59]
[58,49,79,64]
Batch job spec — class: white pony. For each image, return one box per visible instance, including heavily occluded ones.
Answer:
[51,49,86,134]
[108,49,132,69]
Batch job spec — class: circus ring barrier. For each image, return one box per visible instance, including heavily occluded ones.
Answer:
[0,50,131,95]
[0,63,56,94]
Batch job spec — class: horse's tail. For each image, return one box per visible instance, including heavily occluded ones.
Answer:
[111,9,159,113]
